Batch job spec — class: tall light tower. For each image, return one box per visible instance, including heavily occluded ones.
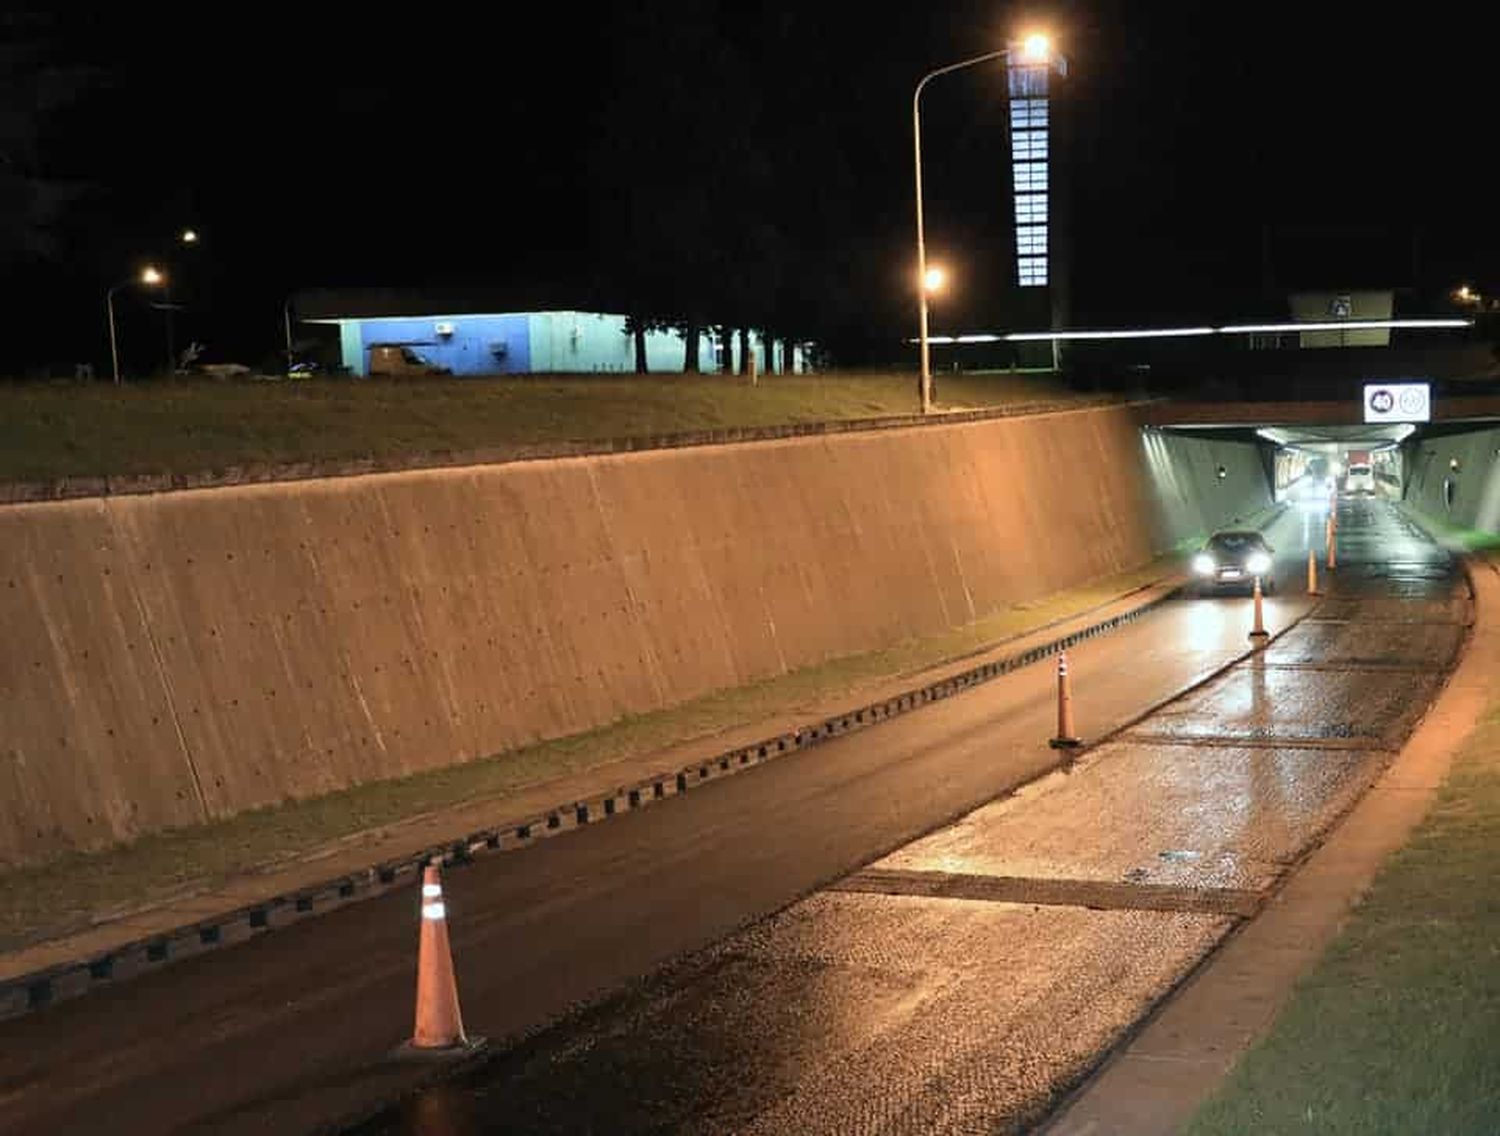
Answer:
[913,32,1066,412]
[1004,34,1069,369]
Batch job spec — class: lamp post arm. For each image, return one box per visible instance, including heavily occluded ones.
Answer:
[915,48,1010,102]
[106,279,130,386]
[913,48,1009,415]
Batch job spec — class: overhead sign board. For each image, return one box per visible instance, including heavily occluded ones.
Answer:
[1363,382,1431,424]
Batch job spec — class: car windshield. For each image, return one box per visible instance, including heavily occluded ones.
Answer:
[1350,464,1371,474]
[1208,533,1263,553]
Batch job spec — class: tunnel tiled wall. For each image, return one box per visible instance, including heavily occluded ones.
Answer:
[0,405,1270,865]
[1138,427,1273,547]
[1403,425,1500,534]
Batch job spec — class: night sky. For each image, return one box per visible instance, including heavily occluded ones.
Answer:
[5,2,1498,374]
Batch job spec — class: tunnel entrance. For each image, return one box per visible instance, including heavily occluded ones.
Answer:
[1255,423,1411,507]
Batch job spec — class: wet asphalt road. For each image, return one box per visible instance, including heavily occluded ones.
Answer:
[0,501,1460,1135]
[347,499,1466,1136]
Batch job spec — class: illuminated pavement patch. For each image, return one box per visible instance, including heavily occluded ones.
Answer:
[870,742,1383,894]
[358,896,1229,1136]
[1125,662,1442,747]
[1263,618,1464,670]
[1310,595,1469,623]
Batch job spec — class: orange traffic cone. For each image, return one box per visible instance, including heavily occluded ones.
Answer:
[1326,518,1338,572]
[396,863,483,1058]
[1049,653,1081,749]
[1250,575,1269,641]
[1307,547,1320,596]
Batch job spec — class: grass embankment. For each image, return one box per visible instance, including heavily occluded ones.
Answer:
[0,372,1093,484]
[0,556,1173,950]
[1186,698,1500,1135]
[1187,533,1500,1135]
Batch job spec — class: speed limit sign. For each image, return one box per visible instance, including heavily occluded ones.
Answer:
[1363,382,1430,423]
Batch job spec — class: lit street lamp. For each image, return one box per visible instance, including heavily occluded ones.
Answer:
[107,266,165,384]
[913,31,1057,414]
[161,228,201,374]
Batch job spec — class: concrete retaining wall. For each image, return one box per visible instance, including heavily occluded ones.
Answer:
[0,405,1270,866]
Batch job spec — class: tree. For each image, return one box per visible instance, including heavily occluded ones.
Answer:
[588,3,781,373]
[623,312,670,374]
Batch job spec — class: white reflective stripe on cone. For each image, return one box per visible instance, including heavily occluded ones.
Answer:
[422,902,446,921]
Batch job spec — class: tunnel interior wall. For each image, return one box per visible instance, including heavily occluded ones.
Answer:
[1403,426,1500,534]
[1139,428,1275,549]
[0,405,1270,866]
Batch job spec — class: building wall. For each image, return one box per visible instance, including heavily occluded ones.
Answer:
[528,312,685,373]
[0,405,1267,865]
[1290,290,1394,348]
[341,313,532,375]
[331,311,805,376]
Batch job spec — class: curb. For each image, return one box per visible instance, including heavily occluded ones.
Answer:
[0,583,1180,1024]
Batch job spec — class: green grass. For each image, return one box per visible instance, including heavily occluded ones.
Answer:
[0,371,1098,484]
[0,556,1173,951]
[1185,694,1500,1133]
[1396,503,1500,553]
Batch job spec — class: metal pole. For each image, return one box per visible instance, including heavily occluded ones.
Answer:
[913,84,932,415]
[284,299,294,372]
[107,285,121,385]
[164,285,175,376]
[912,48,1008,418]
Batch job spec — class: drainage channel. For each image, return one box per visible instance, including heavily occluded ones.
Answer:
[829,868,1265,918]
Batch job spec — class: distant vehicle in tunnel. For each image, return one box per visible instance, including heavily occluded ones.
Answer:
[1344,462,1375,495]
[1190,530,1277,595]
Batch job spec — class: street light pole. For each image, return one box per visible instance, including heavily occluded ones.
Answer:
[106,266,165,384]
[914,48,1007,416]
[107,284,123,386]
[284,297,295,372]
[165,229,199,376]
[913,34,1062,412]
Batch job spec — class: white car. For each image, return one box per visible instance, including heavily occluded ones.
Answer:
[1344,463,1375,495]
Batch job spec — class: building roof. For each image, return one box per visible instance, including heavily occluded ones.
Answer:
[293,285,618,322]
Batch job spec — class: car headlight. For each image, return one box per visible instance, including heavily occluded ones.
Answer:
[1192,553,1216,575]
[1247,552,1272,575]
